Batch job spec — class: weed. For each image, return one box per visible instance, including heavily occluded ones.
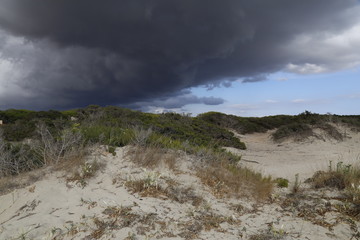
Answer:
[67,160,105,188]
[292,173,301,194]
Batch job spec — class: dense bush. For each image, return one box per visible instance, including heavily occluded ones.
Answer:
[0,133,43,177]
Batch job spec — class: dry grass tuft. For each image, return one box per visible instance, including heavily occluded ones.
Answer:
[86,205,159,239]
[66,160,105,188]
[310,171,346,190]
[127,146,178,171]
[166,185,204,207]
[125,169,204,206]
[197,160,273,201]
[180,206,240,239]
[125,178,167,198]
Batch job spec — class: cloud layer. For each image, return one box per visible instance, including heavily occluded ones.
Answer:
[0,0,359,110]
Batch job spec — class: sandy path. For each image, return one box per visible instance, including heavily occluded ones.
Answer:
[227,127,360,181]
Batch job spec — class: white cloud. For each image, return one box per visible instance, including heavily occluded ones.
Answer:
[284,18,360,74]
[286,63,327,74]
[276,77,289,81]
[292,99,307,103]
[265,99,278,103]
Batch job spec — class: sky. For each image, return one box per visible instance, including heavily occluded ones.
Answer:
[0,0,359,116]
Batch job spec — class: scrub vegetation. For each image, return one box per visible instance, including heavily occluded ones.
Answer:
[199,110,359,141]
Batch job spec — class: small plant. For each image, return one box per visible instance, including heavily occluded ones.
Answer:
[107,146,116,156]
[249,223,288,240]
[276,178,289,188]
[131,126,153,146]
[142,168,162,189]
[67,160,104,188]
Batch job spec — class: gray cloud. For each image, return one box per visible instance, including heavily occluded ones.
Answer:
[242,75,268,83]
[125,92,225,112]
[0,0,359,110]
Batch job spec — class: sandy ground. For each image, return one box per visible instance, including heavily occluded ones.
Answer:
[227,126,360,182]
[0,126,359,239]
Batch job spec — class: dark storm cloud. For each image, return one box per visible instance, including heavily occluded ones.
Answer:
[0,0,359,110]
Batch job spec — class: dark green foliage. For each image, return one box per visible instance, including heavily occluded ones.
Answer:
[1,120,36,141]
[272,123,313,141]
[199,111,360,143]
[74,107,246,150]
[81,125,133,147]
[198,112,295,134]
[0,109,35,123]
[0,109,63,124]
[0,109,67,141]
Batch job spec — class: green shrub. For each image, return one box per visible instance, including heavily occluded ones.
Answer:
[81,125,133,146]
[276,178,289,188]
[2,120,36,141]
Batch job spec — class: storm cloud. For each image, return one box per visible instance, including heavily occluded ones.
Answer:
[0,0,359,110]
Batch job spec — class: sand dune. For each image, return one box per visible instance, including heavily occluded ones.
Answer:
[0,127,359,239]
[227,125,360,182]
